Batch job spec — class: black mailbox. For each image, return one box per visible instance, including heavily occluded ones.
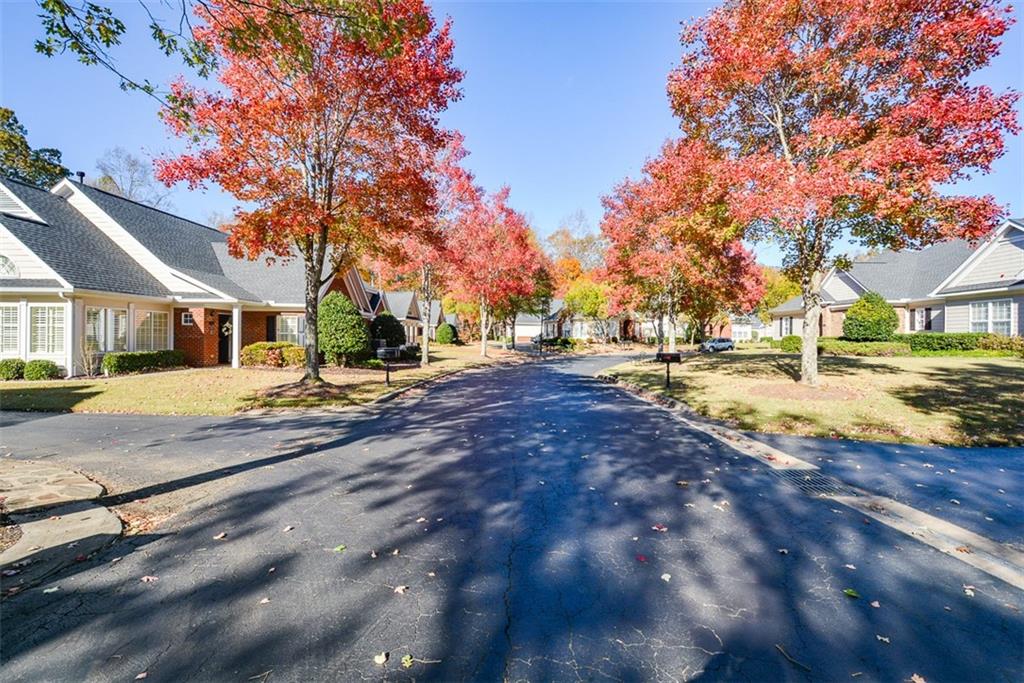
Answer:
[376,347,401,360]
[656,352,682,363]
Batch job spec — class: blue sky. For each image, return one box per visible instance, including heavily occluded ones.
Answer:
[1,1,1021,267]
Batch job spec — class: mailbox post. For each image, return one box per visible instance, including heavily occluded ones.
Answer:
[376,347,401,386]
[655,351,682,389]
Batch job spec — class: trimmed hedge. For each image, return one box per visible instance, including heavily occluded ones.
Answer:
[818,339,911,357]
[319,292,371,366]
[240,341,304,367]
[370,312,406,348]
[843,292,899,341]
[435,322,457,345]
[780,335,802,353]
[101,349,185,376]
[0,358,26,380]
[893,332,991,351]
[24,359,63,380]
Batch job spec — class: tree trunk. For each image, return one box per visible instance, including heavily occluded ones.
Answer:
[303,260,321,383]
[420,266,431,367]
[479,300,488,357]
[800,270,823,386]
[656,315,664,353]
[511,313,517,350]
[668,317,678,353]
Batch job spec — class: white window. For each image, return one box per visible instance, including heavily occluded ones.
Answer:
[112,309,128,351]
[85,306,105,352]
[135,311,169,351]
[181,311,195,326]
[782,317,793,336]
[276,315,303,345]
[0,255,18,278]
[970,299,1012,335]
[29,305,64,355]
[0,305,18,356]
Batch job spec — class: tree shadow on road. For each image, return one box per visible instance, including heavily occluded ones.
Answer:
[1,362,1022,681]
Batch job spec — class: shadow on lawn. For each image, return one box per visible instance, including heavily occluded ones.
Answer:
[0,385,103,413]
[2,361,1021,680]
[891,360,1024,446]
[696,352,902,381]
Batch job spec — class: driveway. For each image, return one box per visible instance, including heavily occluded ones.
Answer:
[1,356,1021,681]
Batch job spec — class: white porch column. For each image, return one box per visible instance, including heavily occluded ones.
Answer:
[18,299,28,361]
[63,299,74,376]
[127,303,136,351]
[231,304,242,369]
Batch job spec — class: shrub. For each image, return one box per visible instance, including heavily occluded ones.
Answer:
[370,313,406,348]
[23,359,63,380]
[101,349,185,375]
[281,346,306,367]
[780,335,802,353]
[401,344,421,360]
[978,334,1024,356]
[319,292,371,366]
[817,339,911,357]
[354,358,385,370]
[894,332,990,352]
[435,322,457,345]
[843,292,898,341]
[0,358,25,380]
[240,341,297,367]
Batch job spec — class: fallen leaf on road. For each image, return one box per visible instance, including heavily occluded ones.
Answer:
[140,576,159,583]
[652,524,668,533]
[135,673,148,680]
[268,567,275,574]
[416,517,427,523]
[950,499,960,505]
[333,545,347,554]
[910,674,927,683]
[373,652,389,666]
[283,526,294,532]
[213,532,227,540]
[684,503,695,508]
[427,572,435,577]
[963,584,975,597]
[661,573,671,582]
[259,597,270,604]
[955,546,971,554]
[778,549,789,555]
[636,555,648,563]
[402,655,414,669]
[870,601,880,608]
[844,564,856,570]
[1,569,19,577]
[75,554,87,562]
[676,480,689,487]
[392,549,400,556]
[43,586,60,594]
[394,585,409,594]
[876,635,890,644]
[370,550,378,559]
[843,588,861,599]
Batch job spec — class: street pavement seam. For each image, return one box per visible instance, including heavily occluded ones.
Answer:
[600,374,1024,591]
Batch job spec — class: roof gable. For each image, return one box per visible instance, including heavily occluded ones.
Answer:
[932,220,1024,296]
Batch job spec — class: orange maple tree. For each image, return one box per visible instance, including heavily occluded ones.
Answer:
[156,0,462,380]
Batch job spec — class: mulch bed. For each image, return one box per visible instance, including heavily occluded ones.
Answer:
[0,502,22,554]
[749,382,860,401]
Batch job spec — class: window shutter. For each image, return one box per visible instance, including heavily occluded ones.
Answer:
[925,308,932,330]
[266,316,276,342]
[297,316,306,346]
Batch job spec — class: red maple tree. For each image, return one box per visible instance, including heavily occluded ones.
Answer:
[449,187,546,356]
[603,139,764,349]
[668,0,1019,383]
[156,0,462,380]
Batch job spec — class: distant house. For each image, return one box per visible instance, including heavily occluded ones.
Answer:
[509,299,565,341]
[711,314,766,341]
[0,177,376,375]
[382,290,421,345]
[769,219,1024,337]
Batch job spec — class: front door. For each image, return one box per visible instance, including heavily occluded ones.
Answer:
[218,314,231,364]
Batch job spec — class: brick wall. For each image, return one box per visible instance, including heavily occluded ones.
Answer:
[242,311,276,347]
[174,307,222,366]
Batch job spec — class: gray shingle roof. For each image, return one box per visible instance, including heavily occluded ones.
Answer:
[210,244,307,304]
[769,239,978,314]
[0,278,63,289]
[75,183,227,274]
[940,279,1024,294]
[0,179,170,298]
[425,300,445,326]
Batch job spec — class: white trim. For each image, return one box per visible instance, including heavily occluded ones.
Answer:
[231,304,242,369]
[0,179,45,223]
[929,220,1021,297]
[166,268,241,302]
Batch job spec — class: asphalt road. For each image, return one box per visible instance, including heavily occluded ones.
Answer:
[1,355,1022,682]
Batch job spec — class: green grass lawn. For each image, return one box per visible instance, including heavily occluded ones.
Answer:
[0,345,512,415]
[603,351,1024,446]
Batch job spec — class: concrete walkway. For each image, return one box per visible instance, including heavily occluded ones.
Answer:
[1,459,121,594]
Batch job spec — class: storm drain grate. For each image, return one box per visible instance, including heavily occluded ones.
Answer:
[769,469,860,498]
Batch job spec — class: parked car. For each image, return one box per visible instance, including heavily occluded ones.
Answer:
[700,337,734,352]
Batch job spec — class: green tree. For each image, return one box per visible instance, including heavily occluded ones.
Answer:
[318,292,371,366]
[370,312,406,348]
[564,276,611,339]
[843,292,899,341]
[755,266,801,324]
[435,322,457,345]
[0,108,68,188]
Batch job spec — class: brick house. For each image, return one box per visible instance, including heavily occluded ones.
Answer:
[769,219,1024,338]
[0,177,378,375]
